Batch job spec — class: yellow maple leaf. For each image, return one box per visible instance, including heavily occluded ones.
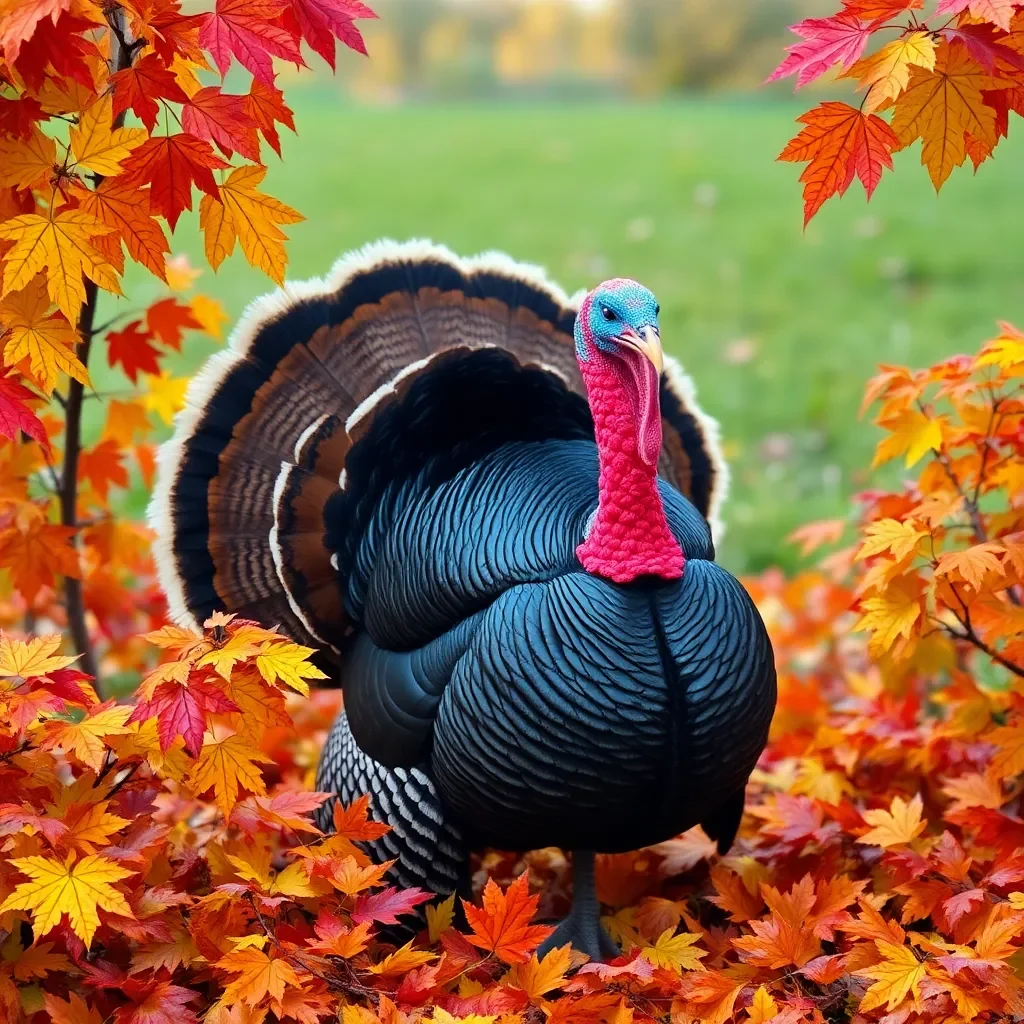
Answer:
[941,772,1004,812]
[255,642,328,697]
[0,852,135,947]
[427,1011,496,1024]
[641,927,708,973]
[0,279,88,392]
[846,32,936,112]
[855,940,926,1012]
[890,43,1006,188]
[188,733,272,817]
[746,984,779,1024]
[218,947,301,1007]
[190,293,228,338]
[199,164,303,285]
[43,704,133,771]
[52,798,131,855]
[164,253,202,292]
[873,409,945,468]
[227,851,322,899]
[513,944,573,1001]
[69,95,147,176]
[0,633,78,679]
[855,574,925,657]
[934,543,1005,591]
[976,335,1024,371]
[858,794,926,848]
[141,370,188,426]
[366,939,437,975]
[985,723,1024,783]
[427,892,457,943]
[0,209,120,323]
[0,127,57,190]
[857,518,927,562]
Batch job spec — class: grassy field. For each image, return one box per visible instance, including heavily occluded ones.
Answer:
[116,92,1024,573]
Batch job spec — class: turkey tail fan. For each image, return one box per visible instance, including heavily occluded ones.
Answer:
[149,238,728,652]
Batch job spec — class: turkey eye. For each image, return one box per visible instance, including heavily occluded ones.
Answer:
[654,304,660,316]
[601,306,616,322]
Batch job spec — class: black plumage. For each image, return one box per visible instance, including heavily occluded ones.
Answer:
[151,241,776,959]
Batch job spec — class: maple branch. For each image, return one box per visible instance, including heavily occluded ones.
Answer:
[60,8,135,684]
[944,583,1024,680]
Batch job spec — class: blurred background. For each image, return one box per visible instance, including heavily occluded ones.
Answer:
[156,0,1024,573]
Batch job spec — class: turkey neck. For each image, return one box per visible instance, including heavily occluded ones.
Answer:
[576,360,685,584]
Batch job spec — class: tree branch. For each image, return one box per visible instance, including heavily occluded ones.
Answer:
[60,7,134,684]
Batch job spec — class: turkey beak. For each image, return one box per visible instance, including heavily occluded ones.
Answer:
[621,325,663,375]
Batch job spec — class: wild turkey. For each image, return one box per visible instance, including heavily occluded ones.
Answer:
[151,240,777,959]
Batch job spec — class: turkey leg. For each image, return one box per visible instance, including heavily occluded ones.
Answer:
[537,850,620,962]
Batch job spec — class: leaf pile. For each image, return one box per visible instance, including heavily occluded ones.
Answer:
[772,1,1024,222]
[4,331,1024,1022]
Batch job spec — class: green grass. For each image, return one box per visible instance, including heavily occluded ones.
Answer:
[114,92,1024,574]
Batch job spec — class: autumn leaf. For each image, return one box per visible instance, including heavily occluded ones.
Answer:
[290,0,376,68]
[255,641,328,696]
[936,0,1016,32]
[218,946,301,1006]
[768,14,874,88]
[69,95,147,176]
[106,321,162,383]
[513,945,573,1001]
[182,87,261,162]
[859,794,927,848]
[855,573,925,656]
[0,371,49,450]
[199,163,303,284]
[427,892,457,942]
[42,702,133,770]
[0,208,119,323]
[110,52,189,132]
[0,852,135,947]
[732,877,821,969]
[0,632,77,679]
[844,31,937,110]
[146,297,201,349]
[747,985,779,1024]
[121,134,229,229]
[79,182,171,283]
[141,371,188,425]
[641,928,708,972]
[779,102,899,224]
[858,518,927,562]
[351,885,433,924]
[855,940,927,1012]
[462,872,555,964]
[199,0,304,84]
[873,409,945,467]
[188,732,272,817]
[79,439,129,503]
[366,940,437,976]
[0,278,88,391]
[0,511,80,603]
[890,42,1006,188]
[0,126,56,189]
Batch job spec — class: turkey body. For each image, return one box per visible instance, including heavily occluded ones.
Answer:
[334,438,774,857]
[152,240,777,916]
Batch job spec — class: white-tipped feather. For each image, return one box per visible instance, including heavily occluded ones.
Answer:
[662,353,730,545]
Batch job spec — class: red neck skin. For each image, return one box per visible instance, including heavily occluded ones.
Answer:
[575,348,685,584]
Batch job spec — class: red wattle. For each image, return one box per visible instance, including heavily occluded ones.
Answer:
[576,313,684,584]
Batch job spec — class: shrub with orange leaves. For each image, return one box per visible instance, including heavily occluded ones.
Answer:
[4,328,1024,1023]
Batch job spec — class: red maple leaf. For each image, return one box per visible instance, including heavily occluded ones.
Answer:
[120,134,229,229]
[181,87,261,162]
[285,0,377,67]
[199,0,304,85]
[112,980,199,1024]
[462,872,554,965]
[779,101,899,224]
[351,886,432,925]
[146,298,201,350]
[131,0,209,65]
[244,80,296,156]
[106,321,162,383]
[79,439,129,503]
[129,677,239,755]
[111,53,189,132]
[0,95,46,140]
[767,14,874,88]
[0,373,50,453]
[12,13,96,91]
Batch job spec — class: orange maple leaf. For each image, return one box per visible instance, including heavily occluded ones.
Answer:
[462,872,555,965]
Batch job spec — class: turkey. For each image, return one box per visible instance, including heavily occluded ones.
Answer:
[150,239,777,960]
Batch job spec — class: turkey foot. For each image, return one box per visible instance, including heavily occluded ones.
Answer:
[538,850,620,962]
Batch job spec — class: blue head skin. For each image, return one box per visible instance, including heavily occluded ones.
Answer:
[574,278,662,370]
